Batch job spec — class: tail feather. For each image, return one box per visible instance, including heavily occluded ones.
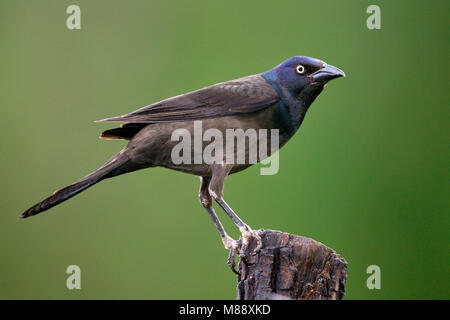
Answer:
[100,123,147,140]
[19,178,101,219]
[19,155,128,219]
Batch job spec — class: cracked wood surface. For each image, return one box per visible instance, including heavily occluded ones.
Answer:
[236,229,347,300]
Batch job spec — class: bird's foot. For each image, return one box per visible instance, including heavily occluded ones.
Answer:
[239,226,263,258]
[222,235,241,275]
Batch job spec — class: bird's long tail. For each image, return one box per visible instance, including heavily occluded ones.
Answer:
[19,154,131,219]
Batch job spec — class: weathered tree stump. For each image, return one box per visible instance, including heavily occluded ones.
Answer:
[236,229,347,300]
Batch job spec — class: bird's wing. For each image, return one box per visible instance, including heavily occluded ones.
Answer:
[96,75,279,123]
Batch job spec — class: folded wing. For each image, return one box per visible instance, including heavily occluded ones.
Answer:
[97,75,279,123]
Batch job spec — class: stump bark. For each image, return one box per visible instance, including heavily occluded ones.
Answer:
[236,229,347,300]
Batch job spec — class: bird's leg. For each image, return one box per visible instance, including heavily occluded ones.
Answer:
[208,165,263,258]
[199,177,241,274]
[214,197,263,258]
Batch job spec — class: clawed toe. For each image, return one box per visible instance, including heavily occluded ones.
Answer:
[250,230,263,255]
[223,236,241,274]
[239,226,263,257]
[222,229,264,273]
[222,235,240,251]
[227,246,240,275]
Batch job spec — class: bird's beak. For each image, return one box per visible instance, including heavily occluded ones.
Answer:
[312,64,345,83]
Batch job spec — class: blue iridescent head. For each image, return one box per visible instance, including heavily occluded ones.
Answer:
[262,56,345,99]
[261,56,345,135]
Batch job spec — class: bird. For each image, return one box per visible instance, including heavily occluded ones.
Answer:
[19,56,345,272]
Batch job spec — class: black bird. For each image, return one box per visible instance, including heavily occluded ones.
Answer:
[20,56,345,270]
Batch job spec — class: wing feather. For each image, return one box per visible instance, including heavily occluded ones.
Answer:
[97,75,279,123]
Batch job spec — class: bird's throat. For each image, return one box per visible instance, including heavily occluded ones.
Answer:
[278,90,310,139]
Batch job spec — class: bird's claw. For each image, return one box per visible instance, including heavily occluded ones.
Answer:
[239,226,263,257]
[222,229,263,274]
[223,236,241,275]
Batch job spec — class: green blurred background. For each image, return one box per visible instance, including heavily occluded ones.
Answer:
[0,0,448,299]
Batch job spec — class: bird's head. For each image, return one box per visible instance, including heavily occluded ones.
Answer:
[262,56,345,100]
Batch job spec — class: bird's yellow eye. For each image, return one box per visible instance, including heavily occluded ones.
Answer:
[296,65,305,74]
